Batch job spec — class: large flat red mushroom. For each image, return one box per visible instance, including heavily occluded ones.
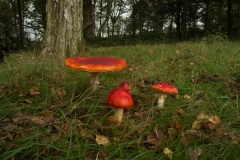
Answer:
[65,56,127,89]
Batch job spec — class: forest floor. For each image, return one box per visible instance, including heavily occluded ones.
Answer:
[0,40,240,159]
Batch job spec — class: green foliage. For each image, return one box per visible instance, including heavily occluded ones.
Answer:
[202,32,229,43]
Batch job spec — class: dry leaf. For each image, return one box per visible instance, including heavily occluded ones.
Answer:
[206,122,217,130]
[177,108,184,115]
[186,148,202,160]
[208,115,220,124]
[135,112,144,118]
[96,151,108,160]
[172,119,183,132]
[57,88,66,101]
[184,95,191,100]
[30,116,46,125]
[181,130,203,146]
[96,135,110,146]
[192,120,203,130]
[80,128,92,138]
[2,124,17,132]
[163,148,173,159]
[189,62,195,66]
[167,128,177,140]
[209,128,227,141]
[29,87,41,95]
[24,99,32,104]
[197,113,209,120]
[145,130,164,146]
[106,116,118,124]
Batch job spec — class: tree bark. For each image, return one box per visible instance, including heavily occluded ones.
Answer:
[204,0,210,33]
[17,0,24,49]
[181,0,188,40]
[238,1,240,37]
[83,0,94,38]
[227,0,232,38]
[41,0,86,58]
[97,0,112,37]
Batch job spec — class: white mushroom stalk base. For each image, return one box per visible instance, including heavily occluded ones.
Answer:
[157,93,167,109]
[114,108,124,124]
[90,72,99,89]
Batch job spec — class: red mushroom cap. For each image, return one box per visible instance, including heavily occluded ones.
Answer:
[152,82,178,94]
[65,56,126,72]
[119,81,132,91]
[107,88,133,109]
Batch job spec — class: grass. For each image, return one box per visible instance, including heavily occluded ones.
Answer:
[0,40,240,159]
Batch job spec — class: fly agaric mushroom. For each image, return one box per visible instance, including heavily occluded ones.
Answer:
[65,56,126,89]
[151,82,178,109]
[119,81,132,91]
[107,88,133,124]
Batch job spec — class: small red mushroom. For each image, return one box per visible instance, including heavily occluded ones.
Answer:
[107,88,133,124]
[65,56,126,89]
[151,82,178,109]
[119,81,132,91]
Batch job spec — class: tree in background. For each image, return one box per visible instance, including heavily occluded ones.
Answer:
[40,0,86,58]
[83,0,95,39]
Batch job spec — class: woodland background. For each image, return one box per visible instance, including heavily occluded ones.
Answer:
[0,0,240,50]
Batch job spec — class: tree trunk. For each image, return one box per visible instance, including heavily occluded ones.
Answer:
[175,0,182,39]
[17,0,24,49]
[41,0,86,58]
[204,0,210,33]
[227,0,232,38]
[83,0,94,38]
[181,0,188,40]
[97,0,112,37]
[238,1,240,37]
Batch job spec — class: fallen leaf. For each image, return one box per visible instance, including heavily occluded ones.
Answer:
[208,115,220,124]
[135,112,144,118]
[2,124,17,132]
[145,130,164,146]
[197,113,209,120]
[30,116,46,125]
[177,108,184,115]
[106,116,118,124]
[96,135,110,146]
[167,128,177,140]
[29,87,41,95]
[57,88,66,101]
[206,121,217,130]
[96,151,108,160]
[181,130,203,146]
[189,62,195,66]
[163,147,173,159]
[23,99,32,104]
[183,95,191,100]
[186,147,202,160]
[192,120,203,130]
[172,119,183,132]
[209,128,227,141]
[80,128,92,138]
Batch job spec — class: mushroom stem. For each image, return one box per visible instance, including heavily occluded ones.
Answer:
[157,93,167,109]
[114,108,124,123]
[90,72,99,89]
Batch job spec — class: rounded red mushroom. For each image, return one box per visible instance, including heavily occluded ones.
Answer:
[65,56,126,89]
[151,82,178,109]
[119,81,132,91]
[107,88,133,123]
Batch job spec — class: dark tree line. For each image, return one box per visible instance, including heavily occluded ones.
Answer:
[0,0,240,49]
